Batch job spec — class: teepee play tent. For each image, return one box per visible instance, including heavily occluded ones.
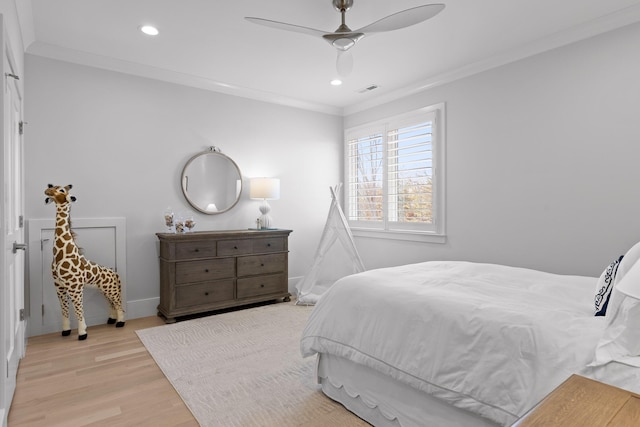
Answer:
[296,185,366,305]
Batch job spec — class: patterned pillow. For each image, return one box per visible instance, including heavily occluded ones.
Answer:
[595,255,624,316]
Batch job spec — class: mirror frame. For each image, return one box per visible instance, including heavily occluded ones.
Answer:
[181,147,243,215]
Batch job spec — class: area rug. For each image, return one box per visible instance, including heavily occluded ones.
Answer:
[136,301,369,427]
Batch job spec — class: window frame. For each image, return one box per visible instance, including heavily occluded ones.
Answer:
[344,103,446,243]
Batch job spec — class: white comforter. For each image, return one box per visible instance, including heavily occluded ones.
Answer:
[300,261,606,426]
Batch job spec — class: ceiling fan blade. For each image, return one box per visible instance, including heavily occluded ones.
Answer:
[245,17,327,38]
[336,50,353,77]
[355,4,445,34]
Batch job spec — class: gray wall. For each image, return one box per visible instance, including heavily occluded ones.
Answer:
[345,22,640,277]
[25,56,343,317]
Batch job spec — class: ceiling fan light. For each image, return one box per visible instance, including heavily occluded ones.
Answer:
[332,37,355,51]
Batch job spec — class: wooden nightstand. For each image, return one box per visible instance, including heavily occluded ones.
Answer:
[512,374,640,427]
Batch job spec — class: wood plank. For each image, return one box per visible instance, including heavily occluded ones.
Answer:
[514,375,640,427]
[7,316,198,427]
[608,396,640,427]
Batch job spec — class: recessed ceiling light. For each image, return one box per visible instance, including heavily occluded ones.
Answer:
[330,79,342,86]
[140,25,159,36]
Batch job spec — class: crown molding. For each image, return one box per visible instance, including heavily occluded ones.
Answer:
[26,41,344,116]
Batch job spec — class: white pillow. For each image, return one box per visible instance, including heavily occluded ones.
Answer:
[591,258,640,367]
[595,240,640,317]
[615,240,640,285]
[594,256,623,316]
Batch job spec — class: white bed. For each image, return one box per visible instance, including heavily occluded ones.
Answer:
[300,259,640,426]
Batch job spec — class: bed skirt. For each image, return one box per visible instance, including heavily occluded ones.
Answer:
[317,353,501,427]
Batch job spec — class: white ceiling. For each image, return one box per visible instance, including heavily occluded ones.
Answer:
[22,0,640,115]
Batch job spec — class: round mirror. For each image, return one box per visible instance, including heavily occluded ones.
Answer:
[181,147,243,214]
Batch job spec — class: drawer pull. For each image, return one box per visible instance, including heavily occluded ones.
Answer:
[205,269,209,273]
[194,248,200,252]
[205,292,209,296]
[267,243,271,247]
[260,284,264,288]
[260,263,265,267]
[234,246,238,250]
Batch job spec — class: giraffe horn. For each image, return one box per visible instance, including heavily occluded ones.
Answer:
[45,197,51,204]
[70,196,77,202]
[48,183,54,188]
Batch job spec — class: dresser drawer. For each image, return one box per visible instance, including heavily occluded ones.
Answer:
[252,237,285,253]
[176,280,235,308]
[237,274,286,299]
[217,239,252,256]
[237,253,286,277]
[175,241,217,259]
[175,258,235,284]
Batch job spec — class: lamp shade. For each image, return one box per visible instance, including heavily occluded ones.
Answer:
[250,178,280,200]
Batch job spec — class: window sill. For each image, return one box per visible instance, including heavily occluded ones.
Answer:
[351,228,447,244]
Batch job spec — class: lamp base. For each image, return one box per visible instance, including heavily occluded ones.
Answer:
[258,200,274,229]
[259,214,274,229]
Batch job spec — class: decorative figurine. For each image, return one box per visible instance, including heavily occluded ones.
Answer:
[164,207,175,232]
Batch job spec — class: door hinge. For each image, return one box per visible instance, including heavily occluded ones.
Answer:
[42,304,45,317]
[19,308,24,321]
[5,72,19,80]
[19,215,23,228]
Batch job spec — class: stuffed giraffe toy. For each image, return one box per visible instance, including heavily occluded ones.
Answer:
[44,184,125,340]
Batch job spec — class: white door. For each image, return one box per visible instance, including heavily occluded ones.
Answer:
[0,21,25,426]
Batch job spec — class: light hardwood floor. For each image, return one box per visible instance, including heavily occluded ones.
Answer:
[8,316,198,427]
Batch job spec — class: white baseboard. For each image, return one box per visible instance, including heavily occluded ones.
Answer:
[125,297,160,320]
[288,276,303,296]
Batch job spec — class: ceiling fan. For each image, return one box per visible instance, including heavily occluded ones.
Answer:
[246,0,445,77]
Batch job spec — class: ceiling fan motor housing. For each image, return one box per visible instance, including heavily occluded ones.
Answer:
[327,0,360,50]
[333,0,354,12]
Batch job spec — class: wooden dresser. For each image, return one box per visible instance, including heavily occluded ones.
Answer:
[512,374,640,427]
[156,229,292,323]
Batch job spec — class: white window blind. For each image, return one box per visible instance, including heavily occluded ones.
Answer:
[345,104,445,239]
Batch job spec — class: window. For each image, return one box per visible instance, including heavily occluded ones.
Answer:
[344,104,445,242]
